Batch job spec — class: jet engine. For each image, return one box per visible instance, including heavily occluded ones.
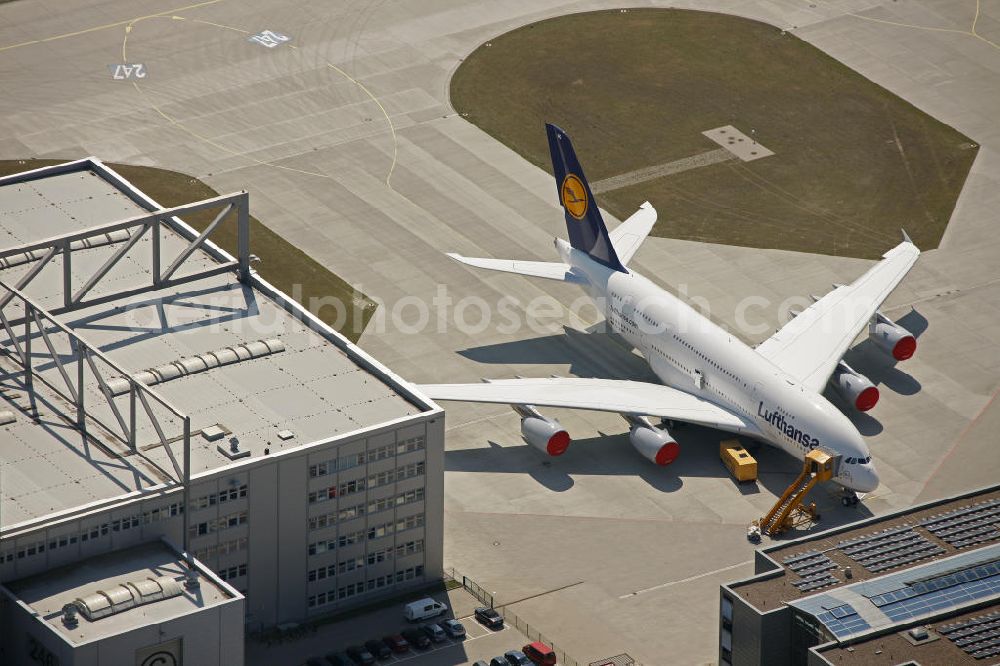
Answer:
[870,313,917,361]
[513,405,570,456]
[831,361,879,412]
[625,415,680,465]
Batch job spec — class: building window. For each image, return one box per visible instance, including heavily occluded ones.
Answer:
[395,513,424,533]
[308,538,336,556]
[339,479,365,496]
[308,487,337,504]
[218,563,247,581]
[396,436,425,454]
[338,530,364,548]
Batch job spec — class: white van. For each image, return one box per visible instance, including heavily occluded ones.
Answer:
[403,597,447,622]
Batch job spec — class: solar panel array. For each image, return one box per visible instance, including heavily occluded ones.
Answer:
[921,499,1000,549]
[837,525,945,573]
[939,610,1000,660]
[784,551,838,591]
[872,560,1000,624]
[814,603,871,638]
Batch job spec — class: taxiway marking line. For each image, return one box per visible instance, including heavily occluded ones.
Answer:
[119,13,399,187]
[835,0,999,52]
[619,559,753,599]
[920,381,1000,492]
[0,0,226,53]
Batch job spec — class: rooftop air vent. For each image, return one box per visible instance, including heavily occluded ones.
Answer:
[73,575,183,621]
[105,338,285,395]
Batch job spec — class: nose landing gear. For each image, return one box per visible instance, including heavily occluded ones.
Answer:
[841,489,861,507]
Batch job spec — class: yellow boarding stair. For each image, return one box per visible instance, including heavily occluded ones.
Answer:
[757,449,838,537]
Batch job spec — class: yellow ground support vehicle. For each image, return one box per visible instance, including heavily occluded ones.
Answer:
[757,448,837,537]
[720,440,758,482]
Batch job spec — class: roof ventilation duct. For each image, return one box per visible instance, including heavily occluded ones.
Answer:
[106,338,285,395]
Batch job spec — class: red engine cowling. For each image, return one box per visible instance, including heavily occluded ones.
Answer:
[831,361,879,412]
[626,415,680,465]
[515,405,570,456]
[870,314,917,361]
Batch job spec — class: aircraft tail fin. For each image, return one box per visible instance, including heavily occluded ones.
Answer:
[546,123,627,273]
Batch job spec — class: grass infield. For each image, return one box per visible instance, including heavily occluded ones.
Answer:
[451,8,977,259]
[0,160,374,341]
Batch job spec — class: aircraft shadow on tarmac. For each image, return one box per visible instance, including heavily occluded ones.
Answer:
[447,422,802,495]
[445,427,876,530]
[457,326,657,382]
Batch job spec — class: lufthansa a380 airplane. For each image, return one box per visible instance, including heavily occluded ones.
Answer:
[420,124,921,500]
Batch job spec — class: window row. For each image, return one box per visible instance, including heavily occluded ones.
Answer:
[309,478,365,504]
[308,487,425,532]
[310,452,366,478]
[218,563,247,581]
[307,565,425,609]
[307,555,370,582]
[308,462,425,505]
[188,511,247,539]
[308,437,426,479]
[194,536,248,561]
[192,484,247,510]
[309,529,366,556]
[1,502,185,564]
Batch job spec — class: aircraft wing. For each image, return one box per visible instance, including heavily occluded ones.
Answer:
[445,253,585,283]
[608,202,657,266]
[755,237,920,392]
[419,377,752,432]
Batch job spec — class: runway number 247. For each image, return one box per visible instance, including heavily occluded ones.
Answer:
[249,30,290,48]
[110,64,147,80]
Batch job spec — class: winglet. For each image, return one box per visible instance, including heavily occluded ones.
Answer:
[901,228,912,244]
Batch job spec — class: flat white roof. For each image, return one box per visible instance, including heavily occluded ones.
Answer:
[0,162,430,530]
[3,540,237,645]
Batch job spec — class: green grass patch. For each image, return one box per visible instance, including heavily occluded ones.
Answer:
[451,9,977,258]
[0,159,374,341]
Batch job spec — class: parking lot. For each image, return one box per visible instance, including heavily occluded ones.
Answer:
[245,587,537,666]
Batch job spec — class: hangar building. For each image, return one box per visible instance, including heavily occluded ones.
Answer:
[0,160,444,666]
[720,483,1000,666]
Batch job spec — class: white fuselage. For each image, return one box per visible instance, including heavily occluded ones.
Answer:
[558,239,879,493]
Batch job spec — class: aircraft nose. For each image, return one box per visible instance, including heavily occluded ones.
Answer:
[853,463,880,493]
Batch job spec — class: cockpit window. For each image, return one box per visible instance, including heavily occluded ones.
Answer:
[845,456,872,465]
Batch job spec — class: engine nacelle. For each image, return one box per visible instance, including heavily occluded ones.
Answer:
[514,405,570,456]
[626,416,680,466]
[831,361,879,412]
[870,314,916,361]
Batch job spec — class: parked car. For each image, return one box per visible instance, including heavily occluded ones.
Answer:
[422,623,447,642]
[401,627,431,649]
[504,650,531,666]
[382,634,409,654]
[474,606,504,629]
[472,662,489,666]
[439,618,466,638]
[345,645,375,666]
[490,658,508,666]
[325,654,349,666]
[364,639,391,660]
[523,641,557,665]
[403,597,448,622]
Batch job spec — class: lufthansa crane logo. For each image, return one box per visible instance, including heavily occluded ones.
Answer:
[561,174,588,220]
